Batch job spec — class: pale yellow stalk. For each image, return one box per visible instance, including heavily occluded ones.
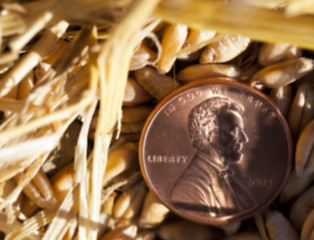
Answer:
[5,208,56,240]
[285,0,314,17]
[42,185,79,240]
[0,154,48,212]
[0,212,40,239]
[74,55,98,237]
[9,9,54,51]
[0,98,23,112]
[0,12,25,37]
[0,86,95,142]
[0,20,69,97]
[88,1,161,239]
[156,0,314,50]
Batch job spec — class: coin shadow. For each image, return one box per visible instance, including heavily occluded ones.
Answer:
[173,201,234,216]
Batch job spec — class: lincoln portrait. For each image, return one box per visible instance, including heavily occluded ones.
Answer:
[171,97,255,216]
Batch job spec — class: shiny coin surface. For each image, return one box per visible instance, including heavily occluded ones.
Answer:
[140,78,292,225]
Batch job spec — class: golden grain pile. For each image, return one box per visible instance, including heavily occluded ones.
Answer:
[0,0,313,239]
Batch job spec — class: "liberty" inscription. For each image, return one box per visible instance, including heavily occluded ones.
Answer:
[147,155,188,164]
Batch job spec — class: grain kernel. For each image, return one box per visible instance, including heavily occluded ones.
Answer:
[266,210,299,240]
[251,58,314,88]
[295,120,314,174]
[102,225,137,240]
[157,24,188,73]
[269,84,293,116]
[139,191,169,228]
[258,43,293,66]
[51,163,74,201]
[135,66,180,100]
[103,142,138,184]
[14,169,56,208]
[122,106,152,123]
[157,220,218,240]
[200,34,250,64]
[222,232,263,240]
[301,209,314,240]
[130,44,157,71]
[288,83,314,137]
[279,170,314,202]
[123,77,153,106]
[177,64,240,82]
[289,185,314,230]
[113,181,147,219]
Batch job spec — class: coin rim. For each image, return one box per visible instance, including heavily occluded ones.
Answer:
[139,77,293,225]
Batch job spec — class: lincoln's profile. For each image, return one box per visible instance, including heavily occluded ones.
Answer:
[171,97,255,216]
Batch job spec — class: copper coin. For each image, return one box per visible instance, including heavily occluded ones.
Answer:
[139,78,292,225]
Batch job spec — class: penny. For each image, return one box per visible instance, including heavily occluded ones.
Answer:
[139,78,293,225]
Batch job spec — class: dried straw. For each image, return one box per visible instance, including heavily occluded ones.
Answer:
[0,0,314,239]
[156,0,314,50]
